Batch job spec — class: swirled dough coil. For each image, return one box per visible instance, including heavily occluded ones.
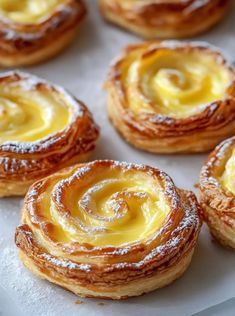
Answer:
[105,41,235,153]
[0,71,99,197]
[16,160,202,299]
[200,136,235,249]
[99,0,230,39]
[0,0,86,66]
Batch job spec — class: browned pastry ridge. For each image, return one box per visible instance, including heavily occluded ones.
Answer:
[99,0,230,39]
[200,137,235,249]
[15,160,202,299]
[0,0,86,66]
[105,41,235,154]
[0,71,99,197]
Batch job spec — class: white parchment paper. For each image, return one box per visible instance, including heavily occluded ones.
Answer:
[0,1,235,315]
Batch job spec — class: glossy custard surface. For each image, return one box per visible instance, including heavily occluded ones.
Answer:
[122,46,232,119]
[220,148,235,194]
[0,0,64,24]
[30,165,171,247]
[0,82,71,143]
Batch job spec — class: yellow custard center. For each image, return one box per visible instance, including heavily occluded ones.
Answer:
[38,168,170,247]
[0,83,71,143]
[122,47,232,119]
[220,149,235,194]
[0,0,64,24]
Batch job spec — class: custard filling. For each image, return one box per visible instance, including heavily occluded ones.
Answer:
[0,0,64,24]
[0,83,71,143]
[33,167,170,247]
[122,47,232,119]
[220,148,235,194]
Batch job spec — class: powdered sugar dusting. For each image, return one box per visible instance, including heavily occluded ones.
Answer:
[53,165,91,203]
[0,71,84,117]
[184,0,210,13]
[0,157,36,173]
[31,159,199,274]
[141,235,181,263]
[0,246,83,316]
[40,253,91,272]
[1,136,59,153]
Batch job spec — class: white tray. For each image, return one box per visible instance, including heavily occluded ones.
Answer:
[0,1,235,315]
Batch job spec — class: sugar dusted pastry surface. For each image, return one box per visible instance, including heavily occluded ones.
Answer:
[0,80,71,143]
[16,159,201,299]
[220,147,235,194]
[1,0,234,313]
[0,0,64,24]
[122,45,232,119]
[36,163,170,247]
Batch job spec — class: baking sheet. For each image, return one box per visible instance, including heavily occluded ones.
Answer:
[0,1,235,315]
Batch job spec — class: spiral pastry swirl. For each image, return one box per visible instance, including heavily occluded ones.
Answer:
[15,160,202,299]
[0,71,99,197]
[0,0,86,66]
[99,0,230,39]
[200,137,235,249]
[106,41,235,153]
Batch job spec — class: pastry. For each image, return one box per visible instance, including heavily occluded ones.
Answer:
[0,0,86,66]
[15,160,202,299]
[99,0,230,39]
[0,71,99,197]
[105,41,235,154]
[200,136,235,249]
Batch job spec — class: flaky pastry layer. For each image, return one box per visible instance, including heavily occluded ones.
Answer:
[99,0,230,39]
[0,0,86,66]
[200,137,235,249]
[0,71,99,197]
[15,160,202,299]
[105,41,235,154]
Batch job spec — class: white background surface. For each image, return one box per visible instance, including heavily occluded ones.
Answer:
[0,1,235,315]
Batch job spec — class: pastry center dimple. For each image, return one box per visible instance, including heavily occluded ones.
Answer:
[154,68,188,92]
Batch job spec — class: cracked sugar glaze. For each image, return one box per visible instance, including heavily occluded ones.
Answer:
[0,75,72,143]
[121,44,232,119]
[32,162,171,247]
[0,0,64,24]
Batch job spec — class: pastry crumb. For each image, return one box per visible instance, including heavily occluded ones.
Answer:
[194,183,199,189]
[97,302,105,306]
[75,299,83,305]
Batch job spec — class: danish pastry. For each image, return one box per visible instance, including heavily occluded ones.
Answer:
[99,0,230,39]
[15,160,202,299]
[200,136,235,249]
[0,71,99,197]
[105,41,235,154]
[0,0,86,66]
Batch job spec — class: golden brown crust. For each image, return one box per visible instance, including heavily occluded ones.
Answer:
[0,0,86,66]
[15,160,202,299]
[0,71,99,197]
[105,41,235,154]
[99,0,230,39]
[200,137,235,249]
